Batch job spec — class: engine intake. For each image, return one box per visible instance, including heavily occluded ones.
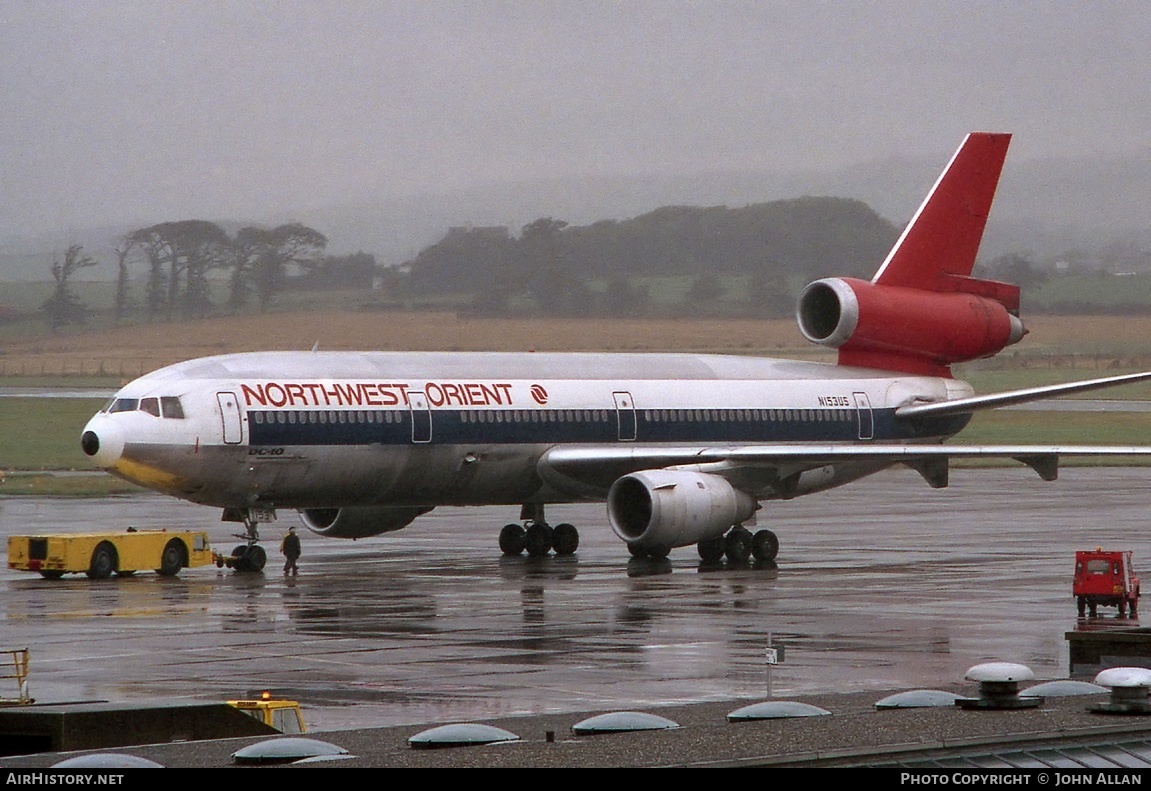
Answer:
[300,505,434,539]
[797,277,1025,376]
[608,470,756,551]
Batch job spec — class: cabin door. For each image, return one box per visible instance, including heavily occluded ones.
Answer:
[853,391,874,440]
[217,391,244,445]
[409,391,432,443]
[613,391,637,442]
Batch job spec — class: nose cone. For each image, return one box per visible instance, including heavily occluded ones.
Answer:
[81,415,125,468]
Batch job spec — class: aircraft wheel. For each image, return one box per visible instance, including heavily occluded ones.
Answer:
[627,543,646,558]
[525,523,553,557]
[751,529,779,562]
[499,524,527,555]
[87,542,117,580]
[246,544,267,572]
[646,544,671,559]
[697,537,725,563]
[552,523,579,556]
[157,539,185,576]
[725,528,752,564]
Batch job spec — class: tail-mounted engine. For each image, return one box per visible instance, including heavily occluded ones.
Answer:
[607,470,757,552]
[300,505,434,538]
[796,276,1025,376]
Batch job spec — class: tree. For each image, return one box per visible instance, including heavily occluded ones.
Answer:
[130,221,229,319]
[42,245,98,331]
[985,253,1047,290]
[112,236,136,323]
[233,223,328,311]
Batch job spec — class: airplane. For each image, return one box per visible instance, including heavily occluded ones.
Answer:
[80,132,1151,572]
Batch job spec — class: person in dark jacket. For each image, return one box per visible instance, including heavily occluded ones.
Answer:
[281,527,301,575]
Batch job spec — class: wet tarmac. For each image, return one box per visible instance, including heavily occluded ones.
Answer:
[2,467,1151,734]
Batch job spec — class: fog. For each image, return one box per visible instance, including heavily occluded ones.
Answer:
[2,1,1148,259]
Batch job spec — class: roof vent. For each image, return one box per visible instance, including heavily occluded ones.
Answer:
[1091,667,1151,715]
[232,737,350,765]
[1021,680,1107,698]
[956,662,1041,709]
[572,711,679,735]
[728,701,831,721]
[874,690,961,709]
[408,723,520,749]
[52,754,165,769]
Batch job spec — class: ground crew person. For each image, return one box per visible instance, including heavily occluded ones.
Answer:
[281,526,301,575]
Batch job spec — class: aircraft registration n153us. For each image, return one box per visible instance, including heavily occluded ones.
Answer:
[81,132,1151,571]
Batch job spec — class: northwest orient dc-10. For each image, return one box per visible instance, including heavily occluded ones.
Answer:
[81,133,1151,571]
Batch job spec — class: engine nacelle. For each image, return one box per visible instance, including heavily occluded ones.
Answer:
[796,277,1025,376]
[299,505,434,539]
[607,470,757,551]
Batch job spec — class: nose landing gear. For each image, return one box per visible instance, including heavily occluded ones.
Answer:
[219,507,271,573]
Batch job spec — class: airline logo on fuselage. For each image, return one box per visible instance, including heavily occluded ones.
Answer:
[240,381,516,409]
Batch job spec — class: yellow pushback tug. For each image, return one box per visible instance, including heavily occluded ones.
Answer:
[7,529,215,579]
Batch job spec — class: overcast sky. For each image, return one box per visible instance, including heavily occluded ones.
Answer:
[2,1,1148,242]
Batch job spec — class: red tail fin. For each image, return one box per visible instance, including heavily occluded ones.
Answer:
[871,132,1016,309]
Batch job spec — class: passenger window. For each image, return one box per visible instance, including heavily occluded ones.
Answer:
[140,397,160,417]
[160,397,185,419]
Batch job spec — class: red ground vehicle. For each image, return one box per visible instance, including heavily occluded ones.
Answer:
[1074,549,1140,617]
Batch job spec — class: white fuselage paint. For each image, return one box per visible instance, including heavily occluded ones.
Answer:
[82,351,973,511]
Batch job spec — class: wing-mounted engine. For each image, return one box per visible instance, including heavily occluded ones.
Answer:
[607,470,756,552]
[796,276,1025,376]
[300,505,434,539]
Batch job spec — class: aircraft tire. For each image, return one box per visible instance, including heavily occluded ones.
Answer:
[246,544,267,572]
[87,542,117,580]
[552,523,579,555]
[627,543,646,558]
[499,524,526,555]
[646,544,671,559]
[725,528,752,564]
[698,537,725,563]
[525,523,553,557]
[751,529,779,562]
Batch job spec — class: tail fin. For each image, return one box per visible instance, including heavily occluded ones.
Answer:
[871,132,1017,310]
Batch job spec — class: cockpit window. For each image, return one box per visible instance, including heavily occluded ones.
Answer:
[161,397,185,419]
[109,398,139,413]
[140,397,161,417]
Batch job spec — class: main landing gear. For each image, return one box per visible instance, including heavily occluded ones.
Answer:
[500,505,580,558]
[695,527,779,565]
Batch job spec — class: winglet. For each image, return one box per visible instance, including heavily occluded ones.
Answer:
[872,132,1013,296]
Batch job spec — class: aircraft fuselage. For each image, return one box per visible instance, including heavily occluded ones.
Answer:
[82,350,973,512]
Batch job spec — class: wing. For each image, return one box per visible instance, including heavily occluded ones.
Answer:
[539,442,1151,498]
[895,370,1151,418]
